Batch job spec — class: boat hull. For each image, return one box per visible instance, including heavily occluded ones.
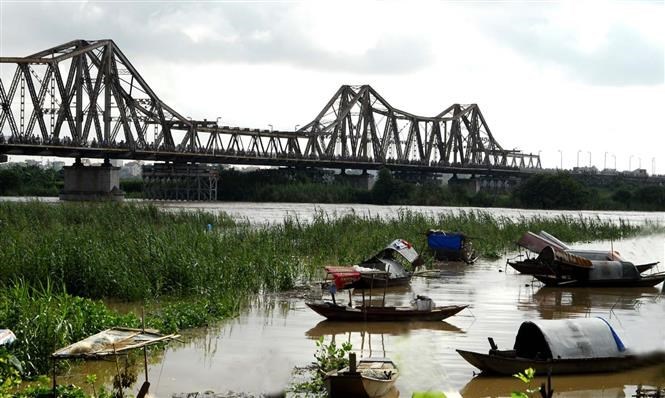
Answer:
[306,301,467,322]
[534,273,665,287]
[456,349,665,375]
[326,359,398,398]
[508,260,658,275]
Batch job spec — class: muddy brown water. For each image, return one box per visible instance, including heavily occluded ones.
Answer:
[56,232,665,398]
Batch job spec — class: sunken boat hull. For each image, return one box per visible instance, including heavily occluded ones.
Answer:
[456,349,665,376]
[508,259,658,276]
[306,301,467,322]
[534,273,665,288]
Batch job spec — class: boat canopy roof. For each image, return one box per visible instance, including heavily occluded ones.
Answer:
[513,318,625,360]
[363,239,420,266]
[588,261,640,280]
[0,329,16,346]
[427,230,466,251]
[52,327,179,359]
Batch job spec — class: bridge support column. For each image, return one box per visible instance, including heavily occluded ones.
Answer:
[142,162,219,200]
[59,160,124,201]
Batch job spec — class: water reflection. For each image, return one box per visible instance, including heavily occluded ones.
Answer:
[461,364,665,398]
[305,320,463,338]
[521,287,661,319]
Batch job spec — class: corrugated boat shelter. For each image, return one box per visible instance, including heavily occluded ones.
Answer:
[514,318,625,360]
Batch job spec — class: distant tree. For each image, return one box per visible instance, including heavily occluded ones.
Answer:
[612,189,632,209]
[371,168,395,204]
[634,186,665,209]
[515,172,590,209]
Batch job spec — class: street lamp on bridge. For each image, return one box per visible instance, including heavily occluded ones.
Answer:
[577,150,582,168]
[588,151,592,167]
[294,124,300,131]
[268,124,273,132]
[558,149,562,169]
[604,152,607,170]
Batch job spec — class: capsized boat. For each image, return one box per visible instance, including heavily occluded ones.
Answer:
[353,239,423,288]
[325,355,399,398]
[457,317,665,375]
[427,230,478,264]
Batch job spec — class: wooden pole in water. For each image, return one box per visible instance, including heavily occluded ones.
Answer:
[383,266,389,307]
[142,308,148,382]
[349,352,357,374]
[113,345,124,398]
[369,273,374,307]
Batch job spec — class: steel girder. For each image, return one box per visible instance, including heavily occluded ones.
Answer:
[1,40,541,171]
[297,85,541,168]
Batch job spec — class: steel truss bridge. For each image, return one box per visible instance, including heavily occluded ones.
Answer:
[0,40,541,175]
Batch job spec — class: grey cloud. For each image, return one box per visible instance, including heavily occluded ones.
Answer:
[0,2,434,75]
[482,11,663,86]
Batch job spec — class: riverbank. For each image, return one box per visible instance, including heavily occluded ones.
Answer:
[0,201,662,395]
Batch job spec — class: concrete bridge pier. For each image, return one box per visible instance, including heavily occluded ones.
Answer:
[59,158,125,201]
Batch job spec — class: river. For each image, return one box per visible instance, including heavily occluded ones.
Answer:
[8,199,665,397]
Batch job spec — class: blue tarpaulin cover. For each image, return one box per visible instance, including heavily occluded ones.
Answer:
[427,232,463,251]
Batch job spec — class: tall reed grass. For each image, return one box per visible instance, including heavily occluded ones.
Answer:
[0,202,653,301]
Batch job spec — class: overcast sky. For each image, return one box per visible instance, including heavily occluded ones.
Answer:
[1,0,663,172]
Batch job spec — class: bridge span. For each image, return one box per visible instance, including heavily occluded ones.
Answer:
[0,40,542,198]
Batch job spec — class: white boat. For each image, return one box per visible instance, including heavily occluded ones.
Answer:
[326,357,399,398]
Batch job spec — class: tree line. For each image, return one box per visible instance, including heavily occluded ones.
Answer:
[2,164,665,211]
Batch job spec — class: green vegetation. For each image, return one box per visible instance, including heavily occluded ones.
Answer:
[119,178,143,199]
[0,202,647,301]
[0,281,238,376]
[515,173,590,209]
[0,165,62,196]
[292,337,353,395]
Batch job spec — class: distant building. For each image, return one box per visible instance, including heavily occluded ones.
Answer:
[47,161,65,171]
[120,161,142,178]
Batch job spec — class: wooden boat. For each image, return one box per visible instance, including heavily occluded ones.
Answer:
[306,300,467,322]
[508,257,658,275]
[308,267,467,322]
[507,231,662,287]
[457,317,665,375]
[427,230,478,264]
[325,356,398,398]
